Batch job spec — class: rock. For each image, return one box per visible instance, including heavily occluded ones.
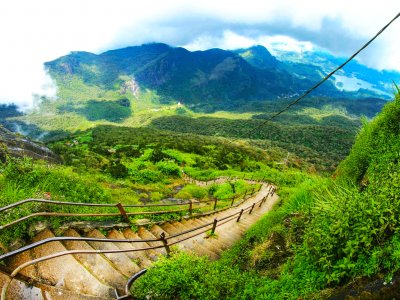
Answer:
[0,126,59,163]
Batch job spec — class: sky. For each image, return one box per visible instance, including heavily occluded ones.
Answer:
[0,0,399,109]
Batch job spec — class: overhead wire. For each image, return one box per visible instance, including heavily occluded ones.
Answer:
[232,12,400,141]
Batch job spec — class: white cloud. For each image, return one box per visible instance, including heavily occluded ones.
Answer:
[0,0,399,108]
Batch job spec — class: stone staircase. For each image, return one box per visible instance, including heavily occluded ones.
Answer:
[0,182,278,300]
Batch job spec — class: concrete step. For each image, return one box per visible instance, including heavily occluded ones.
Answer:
[85,229,140,277]
[137,227,166,257]
[62,229,126,293]
[149,225,168,239]
[5,246,38,280]
[107,230,142,262]
[163,222,219,259]
[181,220,227,251]
[0,271,43,300]
[121,229,158,263]
[38,281,112,300]
[31,229,115,298]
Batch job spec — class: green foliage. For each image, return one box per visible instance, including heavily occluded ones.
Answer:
[175,184,208,200]
[0,157,110,204]
[155,161,181,177]
[150,114,356,172]
[132,252,252,300]
[61,99,132,122]
[337,94,400,184]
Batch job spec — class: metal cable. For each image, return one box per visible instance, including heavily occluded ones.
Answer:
[234,12,400,141]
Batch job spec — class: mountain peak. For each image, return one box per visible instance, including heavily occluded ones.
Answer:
[233,45,278,69]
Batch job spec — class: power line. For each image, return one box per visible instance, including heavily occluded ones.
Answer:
[240,12,400,139]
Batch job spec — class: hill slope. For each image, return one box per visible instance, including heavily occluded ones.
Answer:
[45,43,377,109]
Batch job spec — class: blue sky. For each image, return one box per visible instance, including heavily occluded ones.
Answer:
[0,0,399,108]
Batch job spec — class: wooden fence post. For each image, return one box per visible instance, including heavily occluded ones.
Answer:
[116,203,129,222]
[188,200,193,215]
[210,218,218,235]
[249,203,255,214]
[230,196,235,207]
[237,209,244,222]
[259,197,265,207]
[213,198,218,210]
[159,232,171,257]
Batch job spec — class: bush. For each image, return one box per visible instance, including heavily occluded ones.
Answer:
[0,157,110,203]
[132,169,163,184]
[131,252,250,300]
[175,184,208,200]
[156,161,181,177]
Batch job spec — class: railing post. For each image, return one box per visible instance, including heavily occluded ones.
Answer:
[210,218,218,235]
[213,198,218,210]
[188,200,193,215]
[237,209,244,222]
[259,197,265,207]
[258,185,262,191]
[159,232,171,257]
[116,203,129,222]
[249,203,255,214]
[251,187,255,195]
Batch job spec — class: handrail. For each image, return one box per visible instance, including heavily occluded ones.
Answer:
[0,190,271,262]
[116,269,148,300]
[0,177,264,233]
[0,207,189,231]
[0,235,163,262]
[0,188,275,300]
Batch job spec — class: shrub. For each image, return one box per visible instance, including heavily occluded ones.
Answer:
[131,252,249,300]
[175,184,208,200]
[156,161,181,177]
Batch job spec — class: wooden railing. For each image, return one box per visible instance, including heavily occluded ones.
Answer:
[1,186,275,300]
[0,175,275,300]
[0,182,262,231]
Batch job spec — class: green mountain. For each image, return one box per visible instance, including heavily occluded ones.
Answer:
[45,43,363,110]
[233,45,278,69]
[3,43,391,173]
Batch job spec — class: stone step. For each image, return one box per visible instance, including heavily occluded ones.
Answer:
[189,218,234,253]
[0,271,43,300]
[37,281,112,300]
[85,229,140,277]
[137,227,166,257]
[62,229,126,293]
[149,225,168,239]
[107,229,151,268]
[121,229,158,263]
[31,229,115,298]
[161,222,219,259]
[5,246,38,280]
